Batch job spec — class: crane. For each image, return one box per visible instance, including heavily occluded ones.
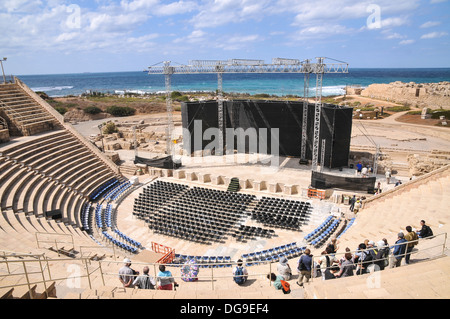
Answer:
[147,57,348,171]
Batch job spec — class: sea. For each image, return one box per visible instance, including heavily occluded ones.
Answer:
[15,68,450,98]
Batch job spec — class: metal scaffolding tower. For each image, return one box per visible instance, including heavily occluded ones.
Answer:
[147,57,348,170]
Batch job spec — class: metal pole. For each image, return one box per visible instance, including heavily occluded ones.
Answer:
[1,59,6,84]
[301,60,310,161]
[312,57,325,171]
[4,252,10,274]
[217,67,224,155]
[22,261,34,299]
[85,258,92,289]
[211,264,214,291]
[37,256,48,295]
[99,261,105,286]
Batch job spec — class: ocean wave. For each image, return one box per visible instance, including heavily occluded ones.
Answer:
[311,85,346,96]
[31,86,74,92]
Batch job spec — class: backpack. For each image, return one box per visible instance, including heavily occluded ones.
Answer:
[362,251,373,267]
[280,280,291,294]
[234,267,245,285]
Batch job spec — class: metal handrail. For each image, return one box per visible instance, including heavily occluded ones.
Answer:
[0,232,447,299]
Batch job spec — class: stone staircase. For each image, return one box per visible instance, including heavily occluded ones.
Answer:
[0,83,60,136]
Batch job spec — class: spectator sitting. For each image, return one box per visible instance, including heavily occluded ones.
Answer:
[133,266,156,289]
[267,272,284,290]
[335,253,356,278]
[277,257,292,281]
[417,220,433,238]
[157,264,177,290]
[118,258,139,288]
[232,259,248,285]
[324,265,340,280]
[372,240,389,271]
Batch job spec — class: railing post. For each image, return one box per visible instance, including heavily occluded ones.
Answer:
[4,252,10,274]
[269,262,272,286]
[22,261,34,299]
[211,264,214,291]
[443,233,448,257]
[38,255,48,294]
[85,259,92,289]
[99,261,105,286]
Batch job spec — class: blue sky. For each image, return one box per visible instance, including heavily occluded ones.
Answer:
[1,0,449,75]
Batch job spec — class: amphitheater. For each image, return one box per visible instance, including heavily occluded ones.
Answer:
[0,77,449,301]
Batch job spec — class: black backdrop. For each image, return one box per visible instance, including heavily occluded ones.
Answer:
[181,100,352,168]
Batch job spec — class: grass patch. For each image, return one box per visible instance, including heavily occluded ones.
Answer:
[386,106,411,112]
[430,110,450,119]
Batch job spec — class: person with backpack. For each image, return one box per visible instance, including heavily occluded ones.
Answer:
[404,225,419,264]
[297,249,312,287]
[232,259,248,285]
[417,220,433,238]
[354,243,373,275]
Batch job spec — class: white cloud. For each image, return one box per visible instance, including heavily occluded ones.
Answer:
[384,32,406,39]
[189,0,272,28]
[420,31,449,39]
[399,39,415,45]
[420,21,441,28]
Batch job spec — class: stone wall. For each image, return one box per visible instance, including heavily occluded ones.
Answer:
[360,81,450,109]
[0,129,9,143]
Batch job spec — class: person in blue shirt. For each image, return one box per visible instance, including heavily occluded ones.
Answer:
[390,232,407,268]
[297,249,312,287]
[356,162,363,175]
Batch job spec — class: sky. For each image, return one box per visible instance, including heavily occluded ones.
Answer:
[1,0,450,75]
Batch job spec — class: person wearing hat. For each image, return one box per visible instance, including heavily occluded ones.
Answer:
[119,258,139,288]
[390,232,407,268]
[277,256,292,281]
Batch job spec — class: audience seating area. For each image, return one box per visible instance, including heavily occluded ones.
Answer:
[250,196,312,230]
[242,242,306,266]
[304,215,341,248]
[0,130,118,228]
[148,186,256,244]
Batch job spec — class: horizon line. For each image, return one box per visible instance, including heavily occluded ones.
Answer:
[14,66,450,77]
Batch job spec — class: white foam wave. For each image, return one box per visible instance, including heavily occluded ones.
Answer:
[32,86,74,92]
[311,85,346,96]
